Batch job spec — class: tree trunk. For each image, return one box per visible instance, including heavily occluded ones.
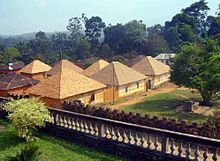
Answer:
[200,90,213,106]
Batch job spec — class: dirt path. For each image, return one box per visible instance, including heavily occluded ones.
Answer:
[111,83,188,109]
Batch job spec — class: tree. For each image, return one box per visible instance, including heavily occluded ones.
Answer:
[217,3,220,16]
[67,13,87,40]
[123,20,147,52]
[74,36,91,59]
[207,16,220,37]
[164,13,198,51]
[51,32,69,60]
[145,24,169,55]
[4,98,53,142]
[0,47,20,64]
[96,43,113,58]
[104,23,126,54]
[15,42,33,64]
[171,39,220,105]
[85,16,106,49]
[182,0,210,34]
[29,31,53,63]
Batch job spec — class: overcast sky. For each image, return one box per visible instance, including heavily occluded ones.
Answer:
[0,0,219,35]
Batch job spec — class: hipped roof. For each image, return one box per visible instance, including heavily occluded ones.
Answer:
[82,59,109,77]
[20,60,51,74]
[131,56,170,76]
[26,69,106,99]
[90,61,147,86]
[47,59,83,76]
[0,73,38,90]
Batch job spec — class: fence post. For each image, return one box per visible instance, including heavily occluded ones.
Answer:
[98,121,103,139]
[52,110,57,136]
[162,135,169,154]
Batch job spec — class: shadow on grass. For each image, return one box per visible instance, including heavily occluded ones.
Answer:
[38,134,124,161]
[0,127,23,151]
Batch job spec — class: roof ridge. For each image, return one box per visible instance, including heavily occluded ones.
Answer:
[146,57,156,75]
[112,63,119,86]
[5,75,15,90]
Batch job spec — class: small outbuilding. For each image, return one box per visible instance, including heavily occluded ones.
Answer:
[26,69,106,109]
[0,73,38,97]
[132,56,170,89]
[90,61,147,102]
[46,59,84,76]
[82,59,109,77]
[155,53,176,66]
[20,60,51,81]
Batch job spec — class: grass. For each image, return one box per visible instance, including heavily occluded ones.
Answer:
[0,119,124,161]
[121,89,220,123]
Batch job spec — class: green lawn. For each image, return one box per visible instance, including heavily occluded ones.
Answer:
[0,119,123,161]
[121,89,220,123]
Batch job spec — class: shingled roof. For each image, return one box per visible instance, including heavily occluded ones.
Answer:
[20,60,51,74]
[131,56,170,76]
[47,59,83,76]
[0,63,24,71]
[26,69,106,99]
[90,61,147,86]
[82,59,109,77]
[0,73,38,90]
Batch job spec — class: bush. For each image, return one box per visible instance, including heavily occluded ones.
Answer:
[4,98,53,142]
[5,143,41,161]
[207,112,220,131]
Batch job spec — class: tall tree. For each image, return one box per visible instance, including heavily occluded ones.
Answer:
[67,13,87,40]
[104,23,125,53]
[29,31,53,63]
[164,13,198,51]
[146,24,169,55]
[171,39,220,105]
[182,0,210,34]
[85,16,106,49]
[15,42,33,64]
[52,32,69,60]
[123,20,147,52]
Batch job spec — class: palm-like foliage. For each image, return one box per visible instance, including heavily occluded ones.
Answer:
[6,143,41,161]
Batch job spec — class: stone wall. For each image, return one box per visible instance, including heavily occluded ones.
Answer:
[63,101,220,139]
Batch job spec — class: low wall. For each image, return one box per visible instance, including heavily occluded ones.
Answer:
[1,97,220,161]
[63,101,220,139]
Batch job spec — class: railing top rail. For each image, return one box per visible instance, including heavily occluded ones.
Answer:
[48,107,220,147]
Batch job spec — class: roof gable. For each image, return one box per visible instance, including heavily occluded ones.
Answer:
[82,59,109,77]
[91,61,147,86]
[131,56,170,76]
[20,60,51,74]
[47,59,83,76]
[0,73,38,90]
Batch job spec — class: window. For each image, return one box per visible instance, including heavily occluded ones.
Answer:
[125,86,128,93]
[91,94,95,101]
[137,82,140,89]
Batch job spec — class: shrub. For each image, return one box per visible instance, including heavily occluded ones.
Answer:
[4,98,53,142]
[207,112,220,131]
[5,143,41,161]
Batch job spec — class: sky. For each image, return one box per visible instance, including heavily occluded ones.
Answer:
[0,0,219,35]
